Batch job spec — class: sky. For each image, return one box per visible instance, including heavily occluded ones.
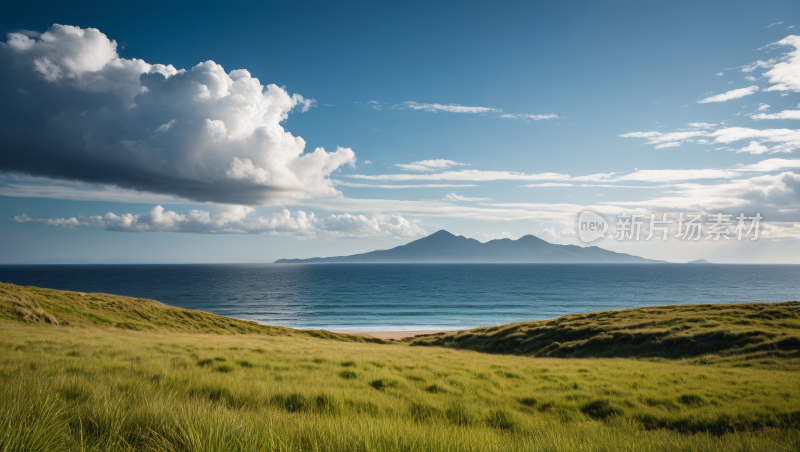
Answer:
[1,0,800,264]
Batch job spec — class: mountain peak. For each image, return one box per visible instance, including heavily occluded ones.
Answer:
[517,234,547,243]
[275,230,662,263]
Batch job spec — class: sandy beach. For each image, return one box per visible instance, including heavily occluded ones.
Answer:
[332,330,457,340]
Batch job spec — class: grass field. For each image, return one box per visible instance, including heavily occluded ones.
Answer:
[2,281,799,451]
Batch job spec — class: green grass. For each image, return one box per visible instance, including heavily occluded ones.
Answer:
[0,281,384,342]
[1,282,800,451]
[405,302,800,370]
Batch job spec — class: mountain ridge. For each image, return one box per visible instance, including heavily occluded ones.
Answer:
[275,230,664,264]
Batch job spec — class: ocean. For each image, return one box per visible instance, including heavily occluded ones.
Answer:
[1,264,799,331]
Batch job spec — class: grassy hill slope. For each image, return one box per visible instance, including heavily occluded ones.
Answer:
[0,281,384,342]
[2,282,800,451]
[405,302,800,367]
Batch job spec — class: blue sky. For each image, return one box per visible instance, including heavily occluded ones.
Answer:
[2,0,800,263]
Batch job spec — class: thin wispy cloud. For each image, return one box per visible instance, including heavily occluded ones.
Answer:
[499,113,559,120]
[751,110,800,120]
[402,101,501,113]
[697,86,759,103]
[395,159,466,172]
[334,181,479,189]
[443,193,491,202]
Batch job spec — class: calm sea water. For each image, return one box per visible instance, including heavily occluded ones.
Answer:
[1,264,799,331]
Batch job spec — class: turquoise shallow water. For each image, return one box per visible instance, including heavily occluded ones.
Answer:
[1,264,799,331]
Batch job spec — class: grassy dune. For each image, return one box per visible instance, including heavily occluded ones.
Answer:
[0,282,384,342]
[406,302,800,370]
[2,282,800,451]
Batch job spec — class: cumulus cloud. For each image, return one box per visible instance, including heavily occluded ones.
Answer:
[395,159,466,171]
[443,193,491,202]
[697,86,759,103]
[744,35,800,92]
[13,205,426,239]
[12,213,104,229]
[0,24,354,205]
[688,122,717,128]
[402,101,501,113]
[737,141,770,154]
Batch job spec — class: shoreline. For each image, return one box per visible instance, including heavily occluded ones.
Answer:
[330,330,457,340]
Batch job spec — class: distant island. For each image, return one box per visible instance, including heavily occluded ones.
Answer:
[275,230,664,264]
[687,259,712,264]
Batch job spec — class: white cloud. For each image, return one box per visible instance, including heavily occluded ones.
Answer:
[618,169,738,182]
[367,101,382,110]
[395,159,466,172]
[153,119,176,135]
[13,213,105,229]
[334,182,479,189]
[688,122,717,128]
[226,157,271,184]
[716,72,724,76]
[348,170,572,182]
[521,183,573,187]
[745,75,759,81]
[499,113,559,120]
[745,36,800,92]
[402,101,501,113]
[737,141,770,154]
[602,172,800,216]
[767,22,784,28]
[443,193,491,202]
[710,127,800,153]
[623,124,800,154]
[13,205,427,239]
[736,158,800,172]
[757,103,771,111]
[751,109,800,120]
[0,24,354,206]
[618,130,708,148]
[697,86,759,103]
